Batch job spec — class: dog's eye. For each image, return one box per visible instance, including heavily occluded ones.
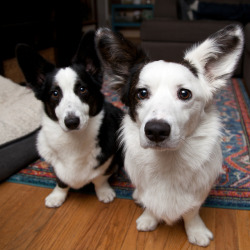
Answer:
[178,88,192,101]
[137,89,149,100]
[79,86,88,95]
[51,90,59,98]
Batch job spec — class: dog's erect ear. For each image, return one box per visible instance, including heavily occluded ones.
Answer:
[184,24,244,94]
[16,44,55,99]
[95,28,149,94]
[72,30,102,82]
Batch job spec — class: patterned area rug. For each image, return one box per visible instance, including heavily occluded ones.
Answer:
[8,78,250,210]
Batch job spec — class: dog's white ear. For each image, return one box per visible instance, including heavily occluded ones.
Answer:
[184,24,244,93]
[95,28,149,100]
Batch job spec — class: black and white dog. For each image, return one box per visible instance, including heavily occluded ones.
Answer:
[16,31,123,208]
[96,25,244,246]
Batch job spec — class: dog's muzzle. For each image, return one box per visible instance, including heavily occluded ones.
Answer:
[64,114,80,130]
[144,119,171,143]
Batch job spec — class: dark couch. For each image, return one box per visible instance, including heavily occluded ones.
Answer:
[244,23,250,94]
[141,0,250,95]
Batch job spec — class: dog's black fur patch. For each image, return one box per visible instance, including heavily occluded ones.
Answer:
[181,59,199,77]
[96,29,150,121]
[72,64,104,117]
[96,101,124,172]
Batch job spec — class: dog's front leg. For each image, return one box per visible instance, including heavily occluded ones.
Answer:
[92,174,116,203]
[132,188,142,205]
[45,184,69,208]
[136,208,159,231]
[183,207,213,247]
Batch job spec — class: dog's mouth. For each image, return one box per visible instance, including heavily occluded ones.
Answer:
[141,141,181,151]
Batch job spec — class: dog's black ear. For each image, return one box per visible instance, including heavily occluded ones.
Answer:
[184,24,244,96]
[95,28,149,97]
[16,44,55,99]
[72,30,102,82]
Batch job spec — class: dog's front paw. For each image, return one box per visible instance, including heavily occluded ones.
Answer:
[184,210,213,247]
[186,226,213,247]
[136,209,158,231]
[96,186,116,203]
[45,186,69,208]
[45,193,66,208]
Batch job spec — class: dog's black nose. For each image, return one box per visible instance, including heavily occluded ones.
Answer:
[144,120,171,142]
[64,115,80,130]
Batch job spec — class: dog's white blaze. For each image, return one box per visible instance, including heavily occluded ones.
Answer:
[39,109,106,190]
[137,61,206,149]
[54,68,89,131]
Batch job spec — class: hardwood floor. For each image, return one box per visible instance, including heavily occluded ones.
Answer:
[1,50,249,249]
[0,182,249,250]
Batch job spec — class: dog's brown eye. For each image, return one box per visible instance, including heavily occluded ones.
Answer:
[79,86,88,94]
[178,88,192,101]
[51,90,59,98]
[137,89,149,100]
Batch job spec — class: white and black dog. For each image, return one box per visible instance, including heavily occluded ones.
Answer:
[96,25,244,246]
[16,31,123,208]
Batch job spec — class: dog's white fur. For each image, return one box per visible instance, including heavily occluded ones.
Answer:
[38,68,115,207]
[97,25,244,246]
[53,68,90,132]
[121,62,222,246]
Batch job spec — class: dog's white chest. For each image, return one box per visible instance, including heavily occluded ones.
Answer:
[37,114,106,189]
[125,148,220,224]
[55,143,102,189]
[125,150,190,223]
[122,114,222,224]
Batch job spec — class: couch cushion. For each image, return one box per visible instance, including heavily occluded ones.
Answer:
[0,76,41,181]
[0,128,40,182]
[141,41,190,62]
[0,76,41,146]
[141,19,241,43]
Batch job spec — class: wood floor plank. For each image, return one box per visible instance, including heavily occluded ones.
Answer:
[0,183,55,249]
[237,209,250,250]
[214,208,239,250]
[0,182,249,250]
[27,192,116,249]
[91,198,137,250]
